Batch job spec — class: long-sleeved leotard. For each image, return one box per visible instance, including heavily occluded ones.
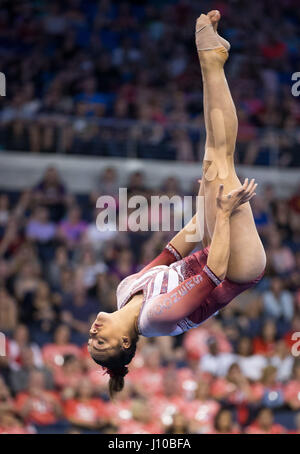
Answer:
[116,244,264,337]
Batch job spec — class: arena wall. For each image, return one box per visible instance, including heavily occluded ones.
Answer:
[0,152,298,197]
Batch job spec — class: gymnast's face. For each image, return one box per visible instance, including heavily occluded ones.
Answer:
[88,312,123,362]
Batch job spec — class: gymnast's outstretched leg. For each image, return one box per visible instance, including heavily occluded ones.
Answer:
[196,10,266,283]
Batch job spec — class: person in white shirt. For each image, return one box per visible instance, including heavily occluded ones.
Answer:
[199,337,236,377]
[270,339,294,382]
[262,277,294,322]
[236,336,267,381]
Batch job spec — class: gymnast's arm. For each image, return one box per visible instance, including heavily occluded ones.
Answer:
[138,210,202,274]
[139,181,227,276]
[139,206,205,274]
[140,187,232,327]
[167,212,201,259]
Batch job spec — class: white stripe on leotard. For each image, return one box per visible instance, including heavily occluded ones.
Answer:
[167,267,179,293]
[123,267,161,296]
[152,270,165,297]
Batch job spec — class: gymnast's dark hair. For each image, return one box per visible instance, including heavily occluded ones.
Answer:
[91,332,139,399]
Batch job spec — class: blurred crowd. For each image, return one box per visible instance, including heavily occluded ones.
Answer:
[0,0,300,164]
[0,165,299,434]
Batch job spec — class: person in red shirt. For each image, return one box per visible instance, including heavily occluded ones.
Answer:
[53,354,85,390]
[253,319,277,356]
[104,381,135,428]
[260,33,287,60]
[42,324,82,371]
[284,360,300,411]
[245,408,286,434]
[184,380,220,434]
[129,344,165,398]
[117,398,163,434]
[64,378,109,431]
[176,366,199,400]
[210,363,256,405]
[212,408,241,434]
[15,370,63,430]
[148,369,186,430]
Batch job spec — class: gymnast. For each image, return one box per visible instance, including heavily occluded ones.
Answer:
[88,10,266,398]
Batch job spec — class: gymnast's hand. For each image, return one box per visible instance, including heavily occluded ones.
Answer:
[216,178,257,215]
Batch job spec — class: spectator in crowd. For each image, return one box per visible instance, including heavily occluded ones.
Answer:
[165,412,189,435]
[7,324,43,371]
[58,206,87,250]
[266,229,296,276]
[284,360,300,411]
[213,408,240,434]
[0,286,18,334]
[262,277,294,323]
[253,319,278,357]
[61,287,99,345]
[63,378,108,433]
[251,197,272,236]
[183,318,232,364]
[9,346,53,395]
[184,380,220,434]
[270,340,294,383]
[116,398,162,434]
[245,408,286,434]
[235,336,267,382]
[252,366,284,409]
[110,248,138,282]
[47,245,70,290]
[15,370,65,434]
[53,354,85,392]
[91,167,119,201]
[210,363,255,406]
[42,325,81,371]
[82,209,119,254]
[148,369,186,430]
[32,167,70,222]
[130,344,164,398]
[26,207,56,244]
[199,337,236,377]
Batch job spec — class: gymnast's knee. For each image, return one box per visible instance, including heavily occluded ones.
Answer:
[227,247,266,284]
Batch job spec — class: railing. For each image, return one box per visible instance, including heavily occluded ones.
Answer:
[0,114,299,167]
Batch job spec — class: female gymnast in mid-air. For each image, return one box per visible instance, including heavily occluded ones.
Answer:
[88,10,266,398]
